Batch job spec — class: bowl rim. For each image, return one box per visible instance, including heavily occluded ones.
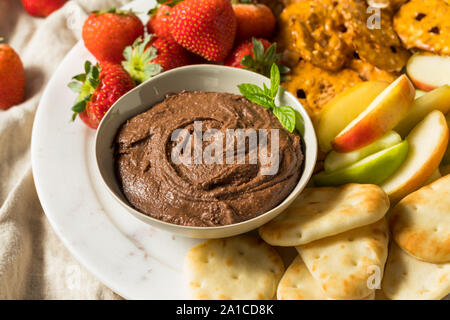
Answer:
[94,64,318,233]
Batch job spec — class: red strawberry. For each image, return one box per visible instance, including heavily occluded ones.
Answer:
[232,2,276,41]
[147,4,173,38]
[82,8,144,64]
[0,42,25,110]
[225,38,289,78]
[122,35,196,84]
[68,61,136,129]
[169,0,237,62]
[21,0,67,17]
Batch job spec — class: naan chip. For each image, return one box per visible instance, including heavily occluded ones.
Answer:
[389,174,450,263]
[382,242,450,300]
[259,184,389,246]
[184,235,284,300]
[297,219,389,300]
[277,256,375,300]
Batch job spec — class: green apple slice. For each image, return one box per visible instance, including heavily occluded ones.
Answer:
[324,131,402,172]
[314,141,409,187]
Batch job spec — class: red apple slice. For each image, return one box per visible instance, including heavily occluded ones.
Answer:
[381,110,449,203]
[332,75,415,153]
[407,53,450,92]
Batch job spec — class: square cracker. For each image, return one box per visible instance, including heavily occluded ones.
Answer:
[296,218,389,300]
[277,256,375,300]
[389,174,450,263]
[259,184,389,246]
[382,242,450,300]
[184,235,284,300]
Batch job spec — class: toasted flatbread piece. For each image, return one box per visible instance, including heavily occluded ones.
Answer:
[184,235,284,300]
[382,242,450,300]
[389,174,450,263]
[259,184,389,246]
[297,218,389,300]
[277,256,375,300]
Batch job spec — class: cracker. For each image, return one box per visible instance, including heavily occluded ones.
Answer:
[389,174,450,263]
[347,59,398,82]
[394,0,450,55]
[282,60,362,124]
[278,1,352,71]
[259,184,390,246]
[339,0,410,71]
[366,0,408,10]
[382,242,450,300]
[277,256,375,300]
[184,235,284,300]
[296,218,389,300]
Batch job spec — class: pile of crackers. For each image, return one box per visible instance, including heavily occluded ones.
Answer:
[184,177,450,300]
[273,0,449,124]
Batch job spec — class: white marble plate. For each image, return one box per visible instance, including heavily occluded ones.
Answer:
[31,0,202,299]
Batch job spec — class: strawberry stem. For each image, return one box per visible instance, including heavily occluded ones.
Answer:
[68,61,101,120]
[122,35,163,85]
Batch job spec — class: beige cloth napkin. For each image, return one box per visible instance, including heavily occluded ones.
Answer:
[0,0,136,300]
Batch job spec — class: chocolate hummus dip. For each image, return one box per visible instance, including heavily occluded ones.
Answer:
[115,91,303,227]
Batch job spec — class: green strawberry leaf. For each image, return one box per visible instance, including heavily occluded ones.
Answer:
[84,61,92,74]
[71,99,87,114]
[240,38,291,79]
[122,35,162,84]
[68,81,82,93]
[72,73,86,82]
[273,106,296,133]
[252,38,264,62]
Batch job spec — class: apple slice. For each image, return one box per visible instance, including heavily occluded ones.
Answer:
[332,75,415,153]
[423,168,442,186]
[442,113,450,165]
[313,141,409,187]
[395,85,450,137]
[324,131,401,172]
[317,81,389,153]
[381,110,449,203]
[415,90,426,99]
[407,53,450,92]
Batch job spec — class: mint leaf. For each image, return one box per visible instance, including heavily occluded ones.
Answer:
[263,83,271,96]
[273,106,296,133]
[238,83,265,97]
[243,93,275,109]
[270,63,280,99]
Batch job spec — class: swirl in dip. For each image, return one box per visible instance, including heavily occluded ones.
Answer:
[115,91,303,227]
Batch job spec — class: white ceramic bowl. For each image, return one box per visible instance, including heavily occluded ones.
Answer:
[95,65,317,239]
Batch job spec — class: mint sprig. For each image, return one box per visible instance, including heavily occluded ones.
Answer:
[238,64,304,134]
